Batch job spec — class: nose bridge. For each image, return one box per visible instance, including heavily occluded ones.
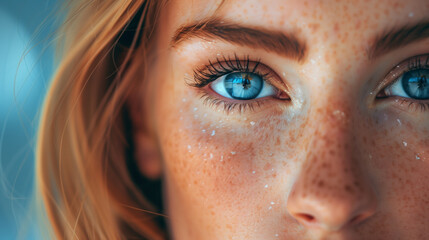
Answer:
[286,104,377,231]
[303,105,361,202]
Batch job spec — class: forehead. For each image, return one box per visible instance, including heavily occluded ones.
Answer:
[164,0,428,47]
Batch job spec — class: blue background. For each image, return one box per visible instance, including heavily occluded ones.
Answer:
[0,0,60,239]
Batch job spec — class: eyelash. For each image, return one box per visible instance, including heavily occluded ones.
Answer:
[187,54,429,114]
[187,54,282,113]
[377,54,429,112]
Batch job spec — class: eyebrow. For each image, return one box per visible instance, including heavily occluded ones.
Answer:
[367,20,429,60]
[172,18,429,63]
[171,19,307,62]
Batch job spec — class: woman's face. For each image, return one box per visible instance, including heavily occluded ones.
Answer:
[144,0,429,239]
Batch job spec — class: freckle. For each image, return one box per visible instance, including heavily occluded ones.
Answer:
[308,23,320,33]
[318,180,324,187]
[354,21,361,30]
[276,137,281,146]
[374,12,380,20]
[264,163,272,171]
[344,184,353,193]
[345,63,351,70]
[333,22,340,33]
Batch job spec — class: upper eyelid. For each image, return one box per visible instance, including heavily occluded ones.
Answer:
[191,56,277,87]
[378,54,429,93]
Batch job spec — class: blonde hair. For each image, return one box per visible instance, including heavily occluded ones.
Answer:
[36,0,167,239]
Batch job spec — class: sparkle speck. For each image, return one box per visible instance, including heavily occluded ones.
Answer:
[275,234,279,237]
[264,184,268,188]
[211,130,216,136]
[250,121,255,126]
[220,155,224,162]
[231,151,236,155]
[416,155,421,160]
[403,141,407,147]
[252,171,256,174]
[210,153,213,159]
[408,12,414,18]
[193,107,198,111]
[270,201,275,205]
[397,119,402,125]
[202,129,206,133]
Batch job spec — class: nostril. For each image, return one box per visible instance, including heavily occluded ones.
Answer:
[295,213,316,223]
[349,214,361,224]
[348,210,374,226]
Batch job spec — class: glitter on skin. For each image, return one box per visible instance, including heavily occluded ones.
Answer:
[147,0,429,239]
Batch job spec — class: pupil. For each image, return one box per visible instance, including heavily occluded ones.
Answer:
[402,69,429,100]
[224,72,263,100]
[242,77,251,89]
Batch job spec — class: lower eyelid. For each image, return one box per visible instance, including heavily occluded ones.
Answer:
[376,96,429,113]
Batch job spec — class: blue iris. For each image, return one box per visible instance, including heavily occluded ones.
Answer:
[224,72,263,100]
[402,69,429,99]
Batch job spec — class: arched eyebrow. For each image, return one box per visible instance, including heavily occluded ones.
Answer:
[171,18,307,63]
[171,18,429,63]
[367,20,429,60]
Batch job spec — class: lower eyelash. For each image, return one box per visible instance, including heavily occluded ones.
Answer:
[395,98,429,112]
[198,92,267,114]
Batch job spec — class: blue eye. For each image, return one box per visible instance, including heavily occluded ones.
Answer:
[210,72,277,100]
[384,69,429,100]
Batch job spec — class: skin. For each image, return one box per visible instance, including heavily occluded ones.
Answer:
[132,0,429,239]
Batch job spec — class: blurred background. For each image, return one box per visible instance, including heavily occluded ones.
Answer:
[0,0,60,239]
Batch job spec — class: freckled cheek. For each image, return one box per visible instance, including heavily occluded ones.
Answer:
[362,113,429,190]
[155,95,303,217]
[368,113,429,161]
[158,114,263,210]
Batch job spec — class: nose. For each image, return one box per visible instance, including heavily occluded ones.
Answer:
[286,108,377,232]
